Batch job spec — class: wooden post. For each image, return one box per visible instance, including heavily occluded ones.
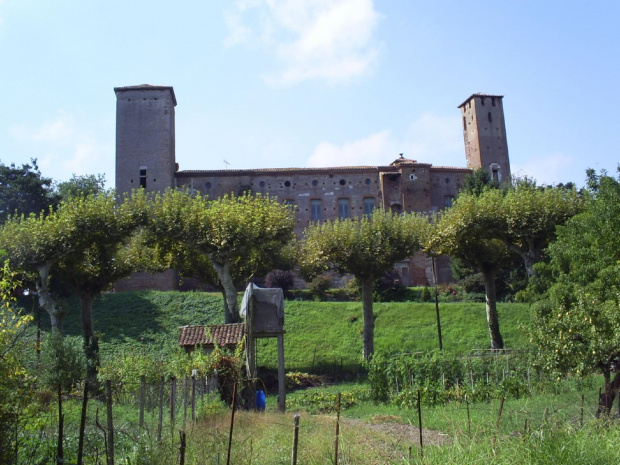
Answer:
[465,395,471,435]
[417,389,423,458]
[226,382,238,465]
[191,374,197,422]
[334,393,341,465]
[57,384,64,465]
[106,380,115,465]
[183,377,188,428]
[139,375,145,428]
[291,414,300,465]
[431,256,443,351]
[277,332,286,412]
[157,376,164,442]
[77,381,89,465]
[580,394,585,428]
[179,430,186,465]
[170,377,177,426]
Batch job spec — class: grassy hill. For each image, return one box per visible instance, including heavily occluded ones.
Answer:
[20,291,532,373]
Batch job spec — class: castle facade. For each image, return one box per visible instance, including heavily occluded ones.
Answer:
[114,85,511,289]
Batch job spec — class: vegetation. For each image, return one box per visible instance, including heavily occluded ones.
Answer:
[300,209,428,359]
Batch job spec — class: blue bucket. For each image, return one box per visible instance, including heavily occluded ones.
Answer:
[255,390,266,411]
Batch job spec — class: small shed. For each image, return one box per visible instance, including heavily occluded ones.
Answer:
[178,323,246,354]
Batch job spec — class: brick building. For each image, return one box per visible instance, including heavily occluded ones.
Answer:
[114,85,511,289]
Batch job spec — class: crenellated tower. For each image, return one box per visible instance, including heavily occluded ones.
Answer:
[458,93,511,182]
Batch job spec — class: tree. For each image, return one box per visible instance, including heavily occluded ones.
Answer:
[56,173,107,200]
[530,168,620,415]
[299,210,426,359]
[432,189,512,349]
[0,159,60,222]
[148,190,295,323]
[502,184,583,278]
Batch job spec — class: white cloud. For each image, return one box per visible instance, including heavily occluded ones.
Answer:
[306,114,464,168]
[225,0,382,84]
[511,152,576,186]
[9,113,113,184]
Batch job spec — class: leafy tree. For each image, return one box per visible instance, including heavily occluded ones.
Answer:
[148,190,295,323]
[502,184,582,278]
[461,168,501,196]
[432,189,512,349]
[299,210,426,359]
[0,262,32,461]
[56,173,107,200]
[530,168,620,415]
[0,159,60,222]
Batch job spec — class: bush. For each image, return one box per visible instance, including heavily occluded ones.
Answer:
[421,286,432,302]
[265,269,296,295]
[40,333,86,391]
[308,275,331,301]
[374,271,406,302]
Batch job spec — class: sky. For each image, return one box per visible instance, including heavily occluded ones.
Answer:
[1,0,619,188]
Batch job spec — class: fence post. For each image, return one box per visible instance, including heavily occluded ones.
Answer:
[291,414,300,465]
[57,384,64,465]
[106,380,115,465]
[493,396,505,444]
[226,382,238,465]
[170,377,177,426]
[191,374,197,422]
[157,376,164,442]
[77,381,89,465]
[465,394,471,435]
[334,393,341,465]
[139,375,145,428]
[179,430,186,465]
[417,389,423,458]
[580,394,585,427]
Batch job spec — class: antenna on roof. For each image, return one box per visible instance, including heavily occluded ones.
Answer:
[224,160,230,169]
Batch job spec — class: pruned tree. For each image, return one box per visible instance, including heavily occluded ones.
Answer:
[148,190,295,323]
[432,189,512,349]
[299,210,427,359]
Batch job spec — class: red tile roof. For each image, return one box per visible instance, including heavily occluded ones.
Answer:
[178,323,246,347]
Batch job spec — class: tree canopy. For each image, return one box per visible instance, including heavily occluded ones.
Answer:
[300,209,427,359]
[530,168,620,415]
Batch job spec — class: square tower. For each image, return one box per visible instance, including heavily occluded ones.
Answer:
[115,85,177,195]
[459,93,511,182]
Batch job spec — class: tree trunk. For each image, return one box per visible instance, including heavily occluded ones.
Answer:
[596,369,620,417]
[360,277,375,360]
[212,261,240,323]
[35,262,65,332]
[482,267,504,350]
[79,292,100,383]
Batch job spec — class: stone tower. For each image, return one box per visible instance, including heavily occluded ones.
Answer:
[458,93,511,182]
[114,85,177,194]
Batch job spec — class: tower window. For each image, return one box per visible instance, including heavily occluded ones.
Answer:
[492,98,496,106]
[259,181,266,188]
[444,195,455,208]
[365,178,372,185]
[488,112,492,123]
[284,180,291,187]
[139,168,147,189]
[338,198,350,219]
[463,116,467,131]
[310,200,322,221]
[312,180,318,186]
[481,97,485,106]
[339,179,346,186]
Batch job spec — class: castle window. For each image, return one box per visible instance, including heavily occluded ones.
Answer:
[284,180,291,187]
[444,195,455,208]
[481,97,485,106]
[338,198,350,219]
[463,117,467,131]
[492,98,496,106]
[284,199,296,211]
[364,197,375,216]
[205,182,212,189]
[312,180,318,186]
[139,167,147,189]
[311,200,322,221]
[445,178,450,184]
[339,179,346,186]
[488,112,492,123]
[365,178,371,185]
[259,181,266,188]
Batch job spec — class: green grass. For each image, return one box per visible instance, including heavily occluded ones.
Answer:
[20,292,531,374]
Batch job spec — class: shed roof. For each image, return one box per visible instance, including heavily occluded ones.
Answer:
[178,323,246,347]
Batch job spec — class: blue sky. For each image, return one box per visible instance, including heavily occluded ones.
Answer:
[1,0,618,187]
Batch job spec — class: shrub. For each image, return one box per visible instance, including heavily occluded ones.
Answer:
[40,333,86,391]
[308,275,331,301]
[265,269,296,295]
[421,286,431,302]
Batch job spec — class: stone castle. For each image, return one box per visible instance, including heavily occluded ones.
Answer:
[114,85,511,289]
